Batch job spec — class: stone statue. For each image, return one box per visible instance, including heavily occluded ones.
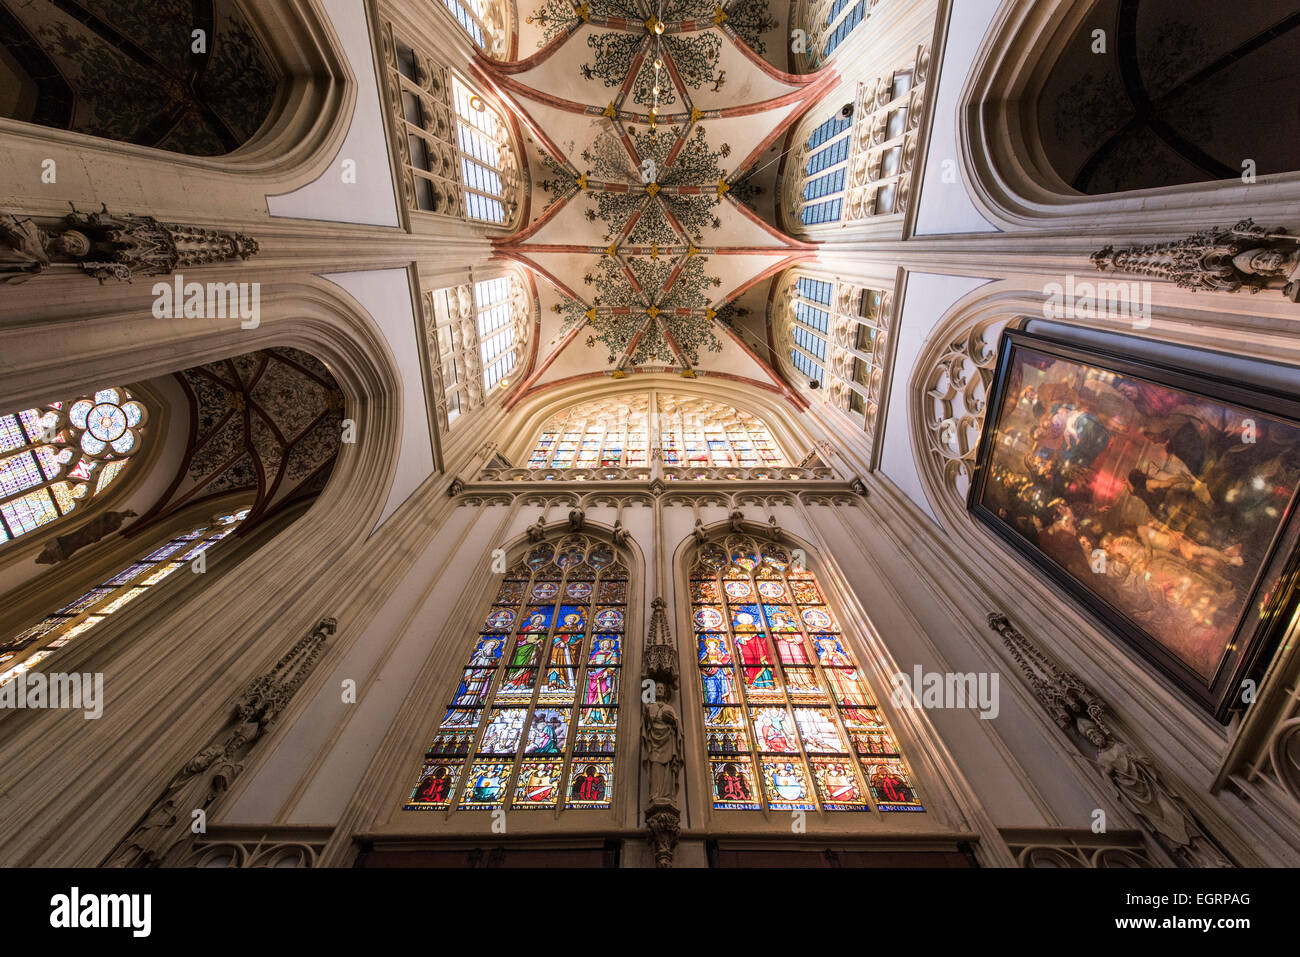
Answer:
[36,510,137,565]
[1093,218,1300,301]
[0,204,259,284]
[106,618,335,867]
[641,681,684,804]
[987,613,1235,868]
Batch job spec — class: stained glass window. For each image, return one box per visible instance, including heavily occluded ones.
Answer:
[0,510,249,686]
[690,535,924,813]
[405,537,627,812]
[0,389,147,546]
[524,393,789,470]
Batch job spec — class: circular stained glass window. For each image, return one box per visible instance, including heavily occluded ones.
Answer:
[87,403,128,442]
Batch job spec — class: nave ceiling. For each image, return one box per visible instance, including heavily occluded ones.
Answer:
[478,0,825,394]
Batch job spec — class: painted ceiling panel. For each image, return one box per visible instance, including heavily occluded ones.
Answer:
[481,0,831,399]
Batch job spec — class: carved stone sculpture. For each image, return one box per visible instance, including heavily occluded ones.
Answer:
[611,519,630,545]
[35,509,137,565]
[526,515,547,542]
[567,507,585,531]
[987,613,1234,867]
[642,682,685,805]
[105,618,336,867]
[1,204,259,284]
[1093,218,1300,301]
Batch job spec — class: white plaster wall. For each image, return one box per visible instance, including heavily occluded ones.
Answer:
[879,271,991,524]
[223,503,484,824]
[912,0,1002,236]
[321,268,435,532]
[265,0,401,227]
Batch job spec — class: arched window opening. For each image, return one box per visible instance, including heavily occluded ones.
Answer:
[524,393,790,469]
[690,535,924,812]
[785,48,926,231]
[0,388,146,546]
[404,536,628,812]
[1036,1,1300,194]
[425,272,531,426]
[438,0,512,59]
[0,0,279,155]
[800,0,874,70]
[385,32,523,224]
[776,273,892,434]
[0,509,249,687]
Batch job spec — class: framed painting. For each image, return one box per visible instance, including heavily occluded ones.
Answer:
[968,327,1300,719]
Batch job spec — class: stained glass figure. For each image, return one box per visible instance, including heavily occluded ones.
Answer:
[689,534,924,812]
[405,536,625,812]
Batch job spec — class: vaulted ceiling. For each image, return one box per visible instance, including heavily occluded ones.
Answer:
[475,0,834,402]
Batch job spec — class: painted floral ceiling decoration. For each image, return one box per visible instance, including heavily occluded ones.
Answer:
[476,0,834,388]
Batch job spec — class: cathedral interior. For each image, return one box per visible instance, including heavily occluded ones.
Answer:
[1,0,1299,886]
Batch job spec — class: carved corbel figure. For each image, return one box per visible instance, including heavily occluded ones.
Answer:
[526,515,547,542]
[1093,219,1300,301]
[611,519,630,545]
[728,509,745,532]
[567,507,585,531]
[692,517,707,544]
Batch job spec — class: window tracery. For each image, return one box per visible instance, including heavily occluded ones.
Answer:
[524,393,789,469]
[0,389,146,546]
[437,0,513,60]
[404,536,628,812]
[0,509,249,686]
[383,28,522,225]
[689,535,924,812]
[425,271,532,428]
[775,273,892,440]
[786,46,929,230]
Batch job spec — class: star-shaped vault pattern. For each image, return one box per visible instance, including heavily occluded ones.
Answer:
[476,0,836,385]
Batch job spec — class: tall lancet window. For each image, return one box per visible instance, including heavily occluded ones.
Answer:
[439,0,511,59]
[0,389,147,545]
[1,509,248,685]
[798,112,852,226]
[405,537,628,812]
[690,536,925,813]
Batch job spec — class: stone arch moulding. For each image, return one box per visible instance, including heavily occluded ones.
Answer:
[666,517,990,846]
[499,374,824,471]
[959,0,1300,233]
[0,277,409,557]
[0,1,356,220]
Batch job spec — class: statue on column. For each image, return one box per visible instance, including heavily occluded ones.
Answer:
[1093,218,1300,301]
[1,204,259,284]
[641,597,683,867]
[642,681,684,805]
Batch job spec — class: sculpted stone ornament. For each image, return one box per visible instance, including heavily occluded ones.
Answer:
[1093,219,1300,301]
[642,597,678,689]
[105,617,336,867]
[987,613,1234,867]
[526,515,547,542]
[447,477,465,497]
[642,681,685,868]
[611,519,630,546]
[567,507,585,531]
[1,204,259,284]
[35,509,137,565]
